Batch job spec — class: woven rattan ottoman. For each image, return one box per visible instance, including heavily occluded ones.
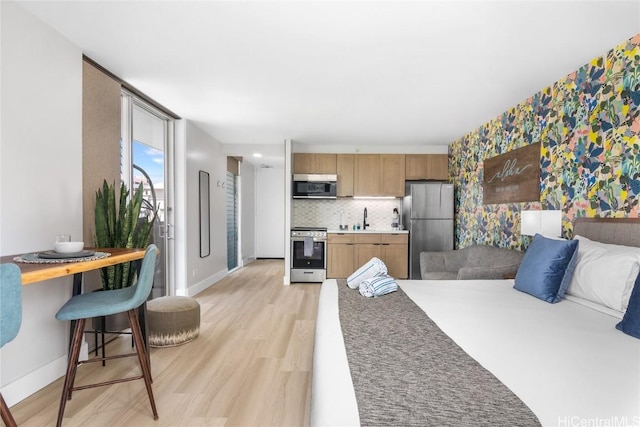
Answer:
[147,296,200,347]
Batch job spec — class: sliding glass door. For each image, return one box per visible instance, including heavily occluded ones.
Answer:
[121,92,175,297]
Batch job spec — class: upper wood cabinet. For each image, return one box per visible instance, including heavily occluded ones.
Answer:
[405,154,449,181]
[354,154,380,196]
[293,153,337,174]
[337,154,354,197]
[315,154,337,174]
[354,154,405,197]
[380,154,405,196]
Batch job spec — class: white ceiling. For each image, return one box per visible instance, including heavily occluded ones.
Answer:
[16,0,640,167]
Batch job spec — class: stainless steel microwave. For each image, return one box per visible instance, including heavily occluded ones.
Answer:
[292,174,337,199]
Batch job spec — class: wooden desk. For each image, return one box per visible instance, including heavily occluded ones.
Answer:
[1,247,146,285]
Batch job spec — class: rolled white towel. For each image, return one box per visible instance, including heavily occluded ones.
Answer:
[359,275,398,298]
[347,257,388,289]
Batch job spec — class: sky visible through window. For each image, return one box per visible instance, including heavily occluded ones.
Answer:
[133,141,164,187]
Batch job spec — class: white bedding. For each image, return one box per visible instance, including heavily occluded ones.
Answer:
[311,279,640,427]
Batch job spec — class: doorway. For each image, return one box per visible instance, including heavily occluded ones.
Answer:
[121,92,175,297]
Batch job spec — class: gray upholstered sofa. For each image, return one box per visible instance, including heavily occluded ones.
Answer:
[420,245,524,280]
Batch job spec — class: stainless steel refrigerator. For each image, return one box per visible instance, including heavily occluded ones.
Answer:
[402,182,454,279]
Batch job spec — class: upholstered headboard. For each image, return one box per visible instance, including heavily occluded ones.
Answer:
[572,218,640,248]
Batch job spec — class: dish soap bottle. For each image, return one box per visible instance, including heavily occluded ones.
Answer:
[391,208,399,230]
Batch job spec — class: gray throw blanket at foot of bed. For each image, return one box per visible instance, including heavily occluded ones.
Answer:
[337,280,541,427]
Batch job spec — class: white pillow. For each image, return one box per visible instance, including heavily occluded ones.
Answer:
[566,235,640,312]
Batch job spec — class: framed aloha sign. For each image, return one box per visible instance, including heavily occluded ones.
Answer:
[483,142,540,204]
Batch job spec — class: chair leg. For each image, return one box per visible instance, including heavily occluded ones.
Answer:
[0,392,17,427]
[127,309,158,420]
[56,318,86,427]
[101,329,106,367]
[65,320,86,402]
[94,329,98,358]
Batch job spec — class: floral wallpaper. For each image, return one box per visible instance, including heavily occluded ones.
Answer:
[449,34,640,250]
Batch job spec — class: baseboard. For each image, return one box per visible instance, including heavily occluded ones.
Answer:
[1,341,89,407]
[1,353,67,407]
[241,256,256,266]
[184,268,228,297]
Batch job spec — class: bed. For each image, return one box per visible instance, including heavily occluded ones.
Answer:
[311,218,640,426]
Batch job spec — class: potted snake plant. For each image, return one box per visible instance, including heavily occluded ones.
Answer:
[94,179,157,290]
[92,180,157,338]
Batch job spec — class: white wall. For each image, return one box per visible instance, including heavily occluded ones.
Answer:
[255,167,286,258]
[180,120,229,296]
[239,160,256,265]
[0,1,83,405]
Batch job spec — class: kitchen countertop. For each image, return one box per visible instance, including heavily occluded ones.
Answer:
[327,229,408,234]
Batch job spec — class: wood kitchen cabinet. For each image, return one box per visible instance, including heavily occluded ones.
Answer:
[380,154,405,196]
[354,233,381,269]
[336,154,354,197]
[353,154,405,197]
[380,233,409,279]
[354,154,380,196]
[328,232,408,279]
[355,233,408,279]
[327,233,355,279]
[293,153,337,174]
[405,154,449,181]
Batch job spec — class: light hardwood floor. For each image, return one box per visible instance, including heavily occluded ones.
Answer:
[11,259,321,427]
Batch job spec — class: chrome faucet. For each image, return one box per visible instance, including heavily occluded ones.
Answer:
[363,207,370,230]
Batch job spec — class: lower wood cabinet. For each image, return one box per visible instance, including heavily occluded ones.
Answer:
[327,233,356,279]
[328,233,408,279]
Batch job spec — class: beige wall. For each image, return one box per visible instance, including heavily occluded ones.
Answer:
[82,61,121,246]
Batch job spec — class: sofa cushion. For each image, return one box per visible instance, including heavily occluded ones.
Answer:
[420,245,524,280]
[457,263,522,280]
[422,271,458,280]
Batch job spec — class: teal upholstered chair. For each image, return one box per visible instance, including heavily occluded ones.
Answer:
[55,244,159,427]
[1,263,22,427]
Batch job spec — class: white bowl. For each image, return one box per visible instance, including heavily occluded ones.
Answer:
[54,241,84,253]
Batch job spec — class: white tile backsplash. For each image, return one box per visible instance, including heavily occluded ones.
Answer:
[293,199,402,230]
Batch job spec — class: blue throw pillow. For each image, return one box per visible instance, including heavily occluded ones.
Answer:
[616,273,640,339]
[514,234,579,303]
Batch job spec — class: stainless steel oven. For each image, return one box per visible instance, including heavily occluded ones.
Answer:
[290,227,327,283]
